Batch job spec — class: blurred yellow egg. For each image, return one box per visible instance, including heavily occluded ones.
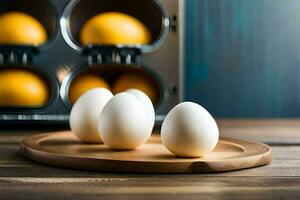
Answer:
[0,11,47,45]
[80,12,151,45]
[0,69,49,107]
[68,73,110,104]
[112,74,158,103]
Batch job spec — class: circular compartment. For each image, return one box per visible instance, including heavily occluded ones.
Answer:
[0,0,58,47]
[0,65,58,111]
[60,64,168,111]
[61,0,169,52]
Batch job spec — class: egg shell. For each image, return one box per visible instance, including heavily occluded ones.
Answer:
[125,89,155,133]
[98,92,151,150]
[161,102,219,157]
[69,88,113,143]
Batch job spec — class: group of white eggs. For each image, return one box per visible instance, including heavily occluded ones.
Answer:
[70,88,219,157]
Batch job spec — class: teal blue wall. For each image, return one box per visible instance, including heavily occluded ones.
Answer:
[184,0,300,117]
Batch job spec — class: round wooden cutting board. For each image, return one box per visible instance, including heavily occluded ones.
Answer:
[20,131,271,173]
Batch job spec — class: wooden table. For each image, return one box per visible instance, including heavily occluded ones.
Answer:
[1,119,300,200]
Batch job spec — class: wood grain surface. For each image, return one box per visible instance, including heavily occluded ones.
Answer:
[19,131,271,173]
[0,119,300,199]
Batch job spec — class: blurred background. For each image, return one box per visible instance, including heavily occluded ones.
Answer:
[185,0,300,118]
[2,0,300,126]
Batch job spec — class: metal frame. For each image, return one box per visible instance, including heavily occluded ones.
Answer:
[60,0,170,53]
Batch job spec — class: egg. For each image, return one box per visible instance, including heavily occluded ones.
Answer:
[161,102,219,157]
[80,12,151,45]
[0,69,49,107]
[69,88,113,143]
[125,89,155,133]
[0,12,47,45]
[98,92,151,150]
[112,73,158,103]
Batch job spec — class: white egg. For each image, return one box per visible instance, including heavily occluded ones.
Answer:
[69,88,113,143]
[161,102,219,157]
[98,92,151,150]
[125,89,155,133]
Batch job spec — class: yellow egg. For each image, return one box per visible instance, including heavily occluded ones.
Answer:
[0,12,47,45]
[0,69,49,107]
[68,73,110,104]
[112,74,158,104]
[80,12,151,45]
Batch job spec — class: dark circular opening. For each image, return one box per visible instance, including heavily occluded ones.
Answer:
[60,64,168,111]
[0,65,56,110]
[62,0,168,51]
[0,0,58,46]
